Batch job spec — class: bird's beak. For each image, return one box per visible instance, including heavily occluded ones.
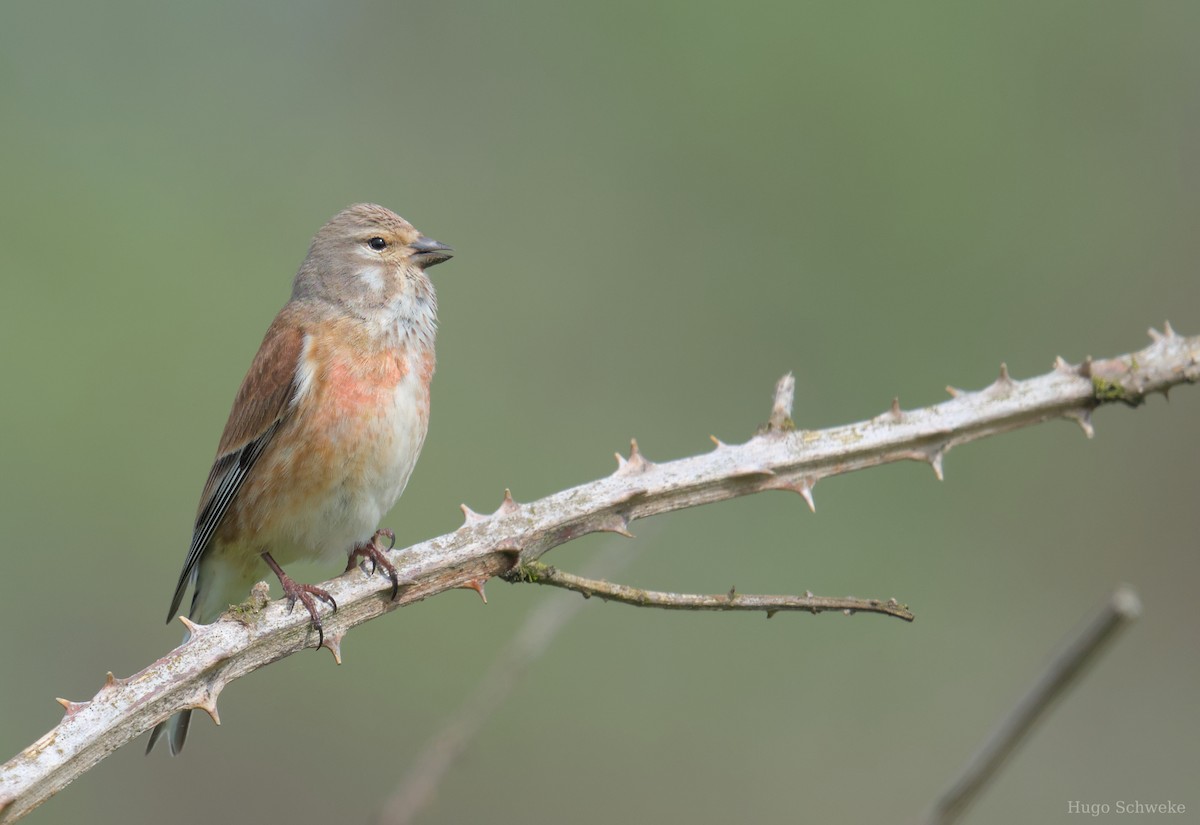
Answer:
[410,236,454,269]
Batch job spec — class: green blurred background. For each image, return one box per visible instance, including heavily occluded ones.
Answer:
[1,2,1197,823]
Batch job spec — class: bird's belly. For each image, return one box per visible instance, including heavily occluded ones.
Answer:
[232,347,432,567]
[290,392,427,564]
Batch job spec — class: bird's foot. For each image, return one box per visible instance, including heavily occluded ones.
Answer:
[345,529,402,600]
[261,551,337,647]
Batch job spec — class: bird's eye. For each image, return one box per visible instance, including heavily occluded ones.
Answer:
[367,237,388,251]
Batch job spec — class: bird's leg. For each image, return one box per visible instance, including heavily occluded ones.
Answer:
[345,528,402,600]
[261,551,337,647]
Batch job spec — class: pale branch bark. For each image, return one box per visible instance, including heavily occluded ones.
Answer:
[510,560,915,621]
[0,326,1195,822]
[923,586,1143,825]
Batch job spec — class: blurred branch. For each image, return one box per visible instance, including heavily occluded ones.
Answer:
[376,536,645,825]
[924,586,1143,825]
[1,325,1196,822]
[511,560,914,621]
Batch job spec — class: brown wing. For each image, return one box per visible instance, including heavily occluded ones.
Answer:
[165,314,306,621]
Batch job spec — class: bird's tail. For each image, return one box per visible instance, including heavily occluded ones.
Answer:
[146,708,192,756]
[147,560,254,755]
[145,613,197,755]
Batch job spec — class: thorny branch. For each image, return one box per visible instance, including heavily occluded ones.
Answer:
[0,325,1196,822]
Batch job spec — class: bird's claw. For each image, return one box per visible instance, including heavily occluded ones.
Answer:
[262,551,336,649]
[347,529,402,600]
[283,584,336,648]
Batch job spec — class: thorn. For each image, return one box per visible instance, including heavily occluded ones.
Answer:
[798,480,816,512]
[102,671,119,691]
[766,609,778,619]
[196,696,221,726]
[1163,320,1177,338]
[945,385,962,398]
[883,398,902,424]
[614,438,654,476]
[178,615,202,637]
[773,372,795,413]
[766,476,817,511]
[764,373,797,433]
[805,590,814,599]
[1148,326,1164,343]
[1056,355,1092,377]
[460,578,489,604]
[727,586,737,601]
[459,503,486,527]
[986,363,1015,396]
[929,448,945,481]
[1064,408,1095,439]
[709,434,727,449]
[988,362,1014,391]
[496,489,520,516]
[55,697,89,716]
[596,513,635,538]
[321,631,345,665]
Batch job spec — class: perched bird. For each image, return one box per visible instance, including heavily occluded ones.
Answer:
[147,204,453,755]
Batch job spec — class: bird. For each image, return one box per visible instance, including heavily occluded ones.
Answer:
[146,203,453,755]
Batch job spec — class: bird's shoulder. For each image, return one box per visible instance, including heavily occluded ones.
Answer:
[214,303,312,457]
